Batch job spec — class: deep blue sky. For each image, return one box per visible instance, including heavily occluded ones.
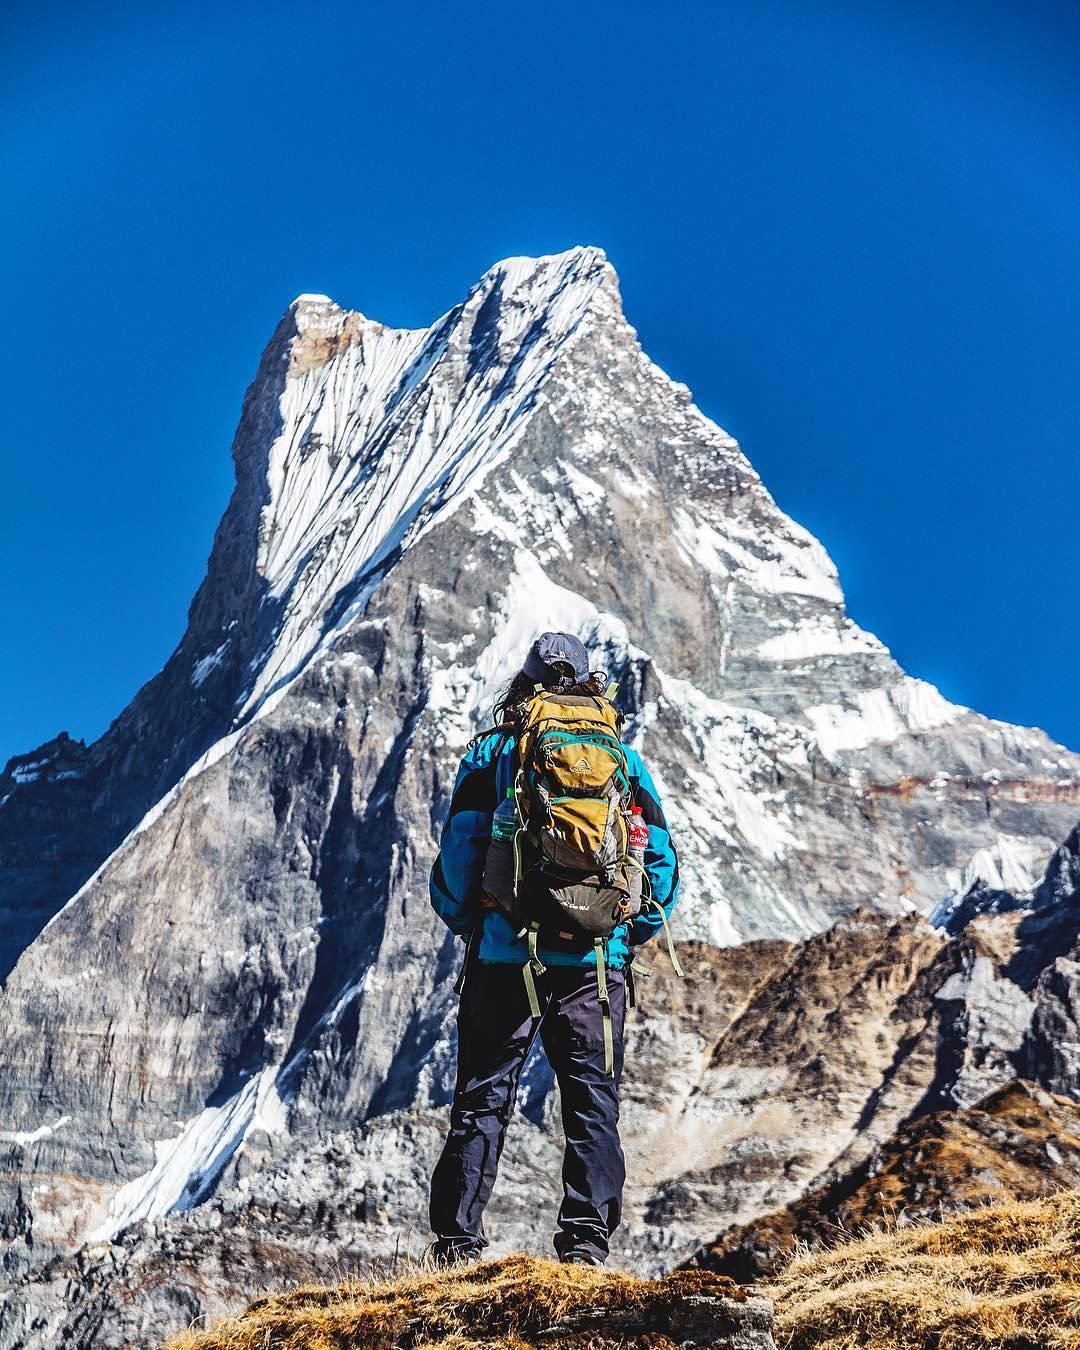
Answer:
[2,0,1078,764]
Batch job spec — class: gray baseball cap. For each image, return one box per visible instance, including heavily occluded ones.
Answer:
[522,631,590,685]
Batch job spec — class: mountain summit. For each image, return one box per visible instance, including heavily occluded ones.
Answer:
[1,249,1078,1344]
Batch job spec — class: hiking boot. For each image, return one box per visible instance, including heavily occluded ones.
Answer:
[559,1249,603,1267]
[429,1239,484,1268]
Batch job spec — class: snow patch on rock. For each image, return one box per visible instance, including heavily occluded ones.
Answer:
[674,508,843,605]
[0,1115,71,1147]
[191,641,230,688]
[87,1067,284,1242]
[755,615,886,664]
[961,835,1049,896]
[805,678,964,760]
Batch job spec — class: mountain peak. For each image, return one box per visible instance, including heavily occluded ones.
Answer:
[466,245,616,320]
[289,292,336,309]
[474,243,611,286]
[281,248,617,373]
[226,246,622,717]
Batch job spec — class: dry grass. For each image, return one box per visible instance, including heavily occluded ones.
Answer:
[769,1189,1080,1349]
[168,1254,744,1349]
[169,1191,1080,1348]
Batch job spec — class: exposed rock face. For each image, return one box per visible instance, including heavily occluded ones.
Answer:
[4,888,1078,1345]
[929,823,1080,1101]
[1017,829,1080,1098]
[3,840,1079,1344]
[686,1078,1080,1281]
[0,248,1077,1345]
[686,831,1080,1285]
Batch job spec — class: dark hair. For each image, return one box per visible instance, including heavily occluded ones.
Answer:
[469,667,609,745]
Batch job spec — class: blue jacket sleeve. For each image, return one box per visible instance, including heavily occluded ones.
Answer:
[626,751,680,949]
[429,735,500,936]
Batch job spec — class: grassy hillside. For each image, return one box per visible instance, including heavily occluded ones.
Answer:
[171,1191,1080,1348]
[771,1190,1080,1349]
[168,1255,760,1348]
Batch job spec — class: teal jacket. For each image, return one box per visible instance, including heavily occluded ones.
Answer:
[429,730,680,969]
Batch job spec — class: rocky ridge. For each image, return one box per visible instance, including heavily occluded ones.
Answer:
[686,826,1080,1281]
[687,1078,1080,1281]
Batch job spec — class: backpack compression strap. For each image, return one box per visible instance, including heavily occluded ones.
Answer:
[521,928,614,1078]
[643,898,685,978]
[593,938,614,1078]
[522,921,546,1018]
[626,957,652,1009]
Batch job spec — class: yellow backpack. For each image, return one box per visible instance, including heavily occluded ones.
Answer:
[482,688,641,938]
[478,686,681,1076]
[518,689,632,876]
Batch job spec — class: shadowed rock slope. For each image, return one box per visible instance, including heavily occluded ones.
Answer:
[689,1079,1080,1281]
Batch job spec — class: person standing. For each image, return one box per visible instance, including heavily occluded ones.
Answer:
[429,632,680,1266]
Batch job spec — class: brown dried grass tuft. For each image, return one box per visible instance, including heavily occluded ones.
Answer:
[168,1254,742,1349]
[170,1191,1080,1348]
[769,1189,1080,1349]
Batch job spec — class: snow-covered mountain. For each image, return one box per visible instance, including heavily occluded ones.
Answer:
[1,247,1078,1345]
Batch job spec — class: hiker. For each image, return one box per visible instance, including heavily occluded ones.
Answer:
[428,631,680,1267]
